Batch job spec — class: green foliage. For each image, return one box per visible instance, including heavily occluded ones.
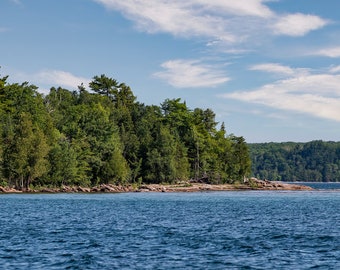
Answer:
[89,74,119,99]
[0,72,252,187]
[249,141,340,182]
[0,82,51,189]
[48,134,84,186]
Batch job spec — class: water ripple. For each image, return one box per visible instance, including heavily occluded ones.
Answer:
[0,191,339,269]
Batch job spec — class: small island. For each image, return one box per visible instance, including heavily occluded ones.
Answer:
[0,73,331,192]
[0,74,251,191]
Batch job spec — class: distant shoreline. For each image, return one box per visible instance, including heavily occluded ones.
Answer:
[0,179,313,193]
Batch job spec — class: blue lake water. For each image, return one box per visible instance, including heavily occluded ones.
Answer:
[0,191,339,269]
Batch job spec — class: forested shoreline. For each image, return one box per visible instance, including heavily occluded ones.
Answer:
[0,73,251,190]
[249,141,340,182]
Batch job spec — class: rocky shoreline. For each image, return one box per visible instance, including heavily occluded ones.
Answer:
[0,178,313,193]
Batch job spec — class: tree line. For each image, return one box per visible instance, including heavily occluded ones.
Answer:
[0,73,251,189]
[249,141,340,182]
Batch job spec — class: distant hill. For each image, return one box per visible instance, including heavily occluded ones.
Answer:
[248,141,340,182]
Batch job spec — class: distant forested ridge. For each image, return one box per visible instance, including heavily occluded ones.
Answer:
[249,141,340,182]
[0,73,251,189]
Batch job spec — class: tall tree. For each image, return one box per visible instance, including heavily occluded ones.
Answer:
[89,74,119,99]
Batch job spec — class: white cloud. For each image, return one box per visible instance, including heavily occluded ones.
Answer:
[250,63,295,76]
[12,69,91,91]
[272,13,328,36]
[154,59,230,88]
[94,0,327,46]
[315,47,340,58]
[35,70,91,89]
[95,0,238,42]
[329,65,340,73]
[249,63,311,79]
[192,0,274,18]
[221,68,340,122]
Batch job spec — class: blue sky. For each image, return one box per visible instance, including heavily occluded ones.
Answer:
[1,0,340,143]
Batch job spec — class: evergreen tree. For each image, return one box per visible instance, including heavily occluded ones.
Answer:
[89,74,119,99]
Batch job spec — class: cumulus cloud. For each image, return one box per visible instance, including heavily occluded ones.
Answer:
[94,0,327,46]
[191,0,274,18]
[221,67,340,122]
[154,59,230,88]
[272,13,328,36]
[95,0,238,42]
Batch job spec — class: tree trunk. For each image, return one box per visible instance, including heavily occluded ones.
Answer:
[25,176,31,191]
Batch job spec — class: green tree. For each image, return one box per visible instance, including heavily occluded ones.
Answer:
[89,74,119,99]
[48,133,81,186]
[0,77,52,189]
[144,124,186,183]
[228,135,251,183]
[4,113,49,189]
